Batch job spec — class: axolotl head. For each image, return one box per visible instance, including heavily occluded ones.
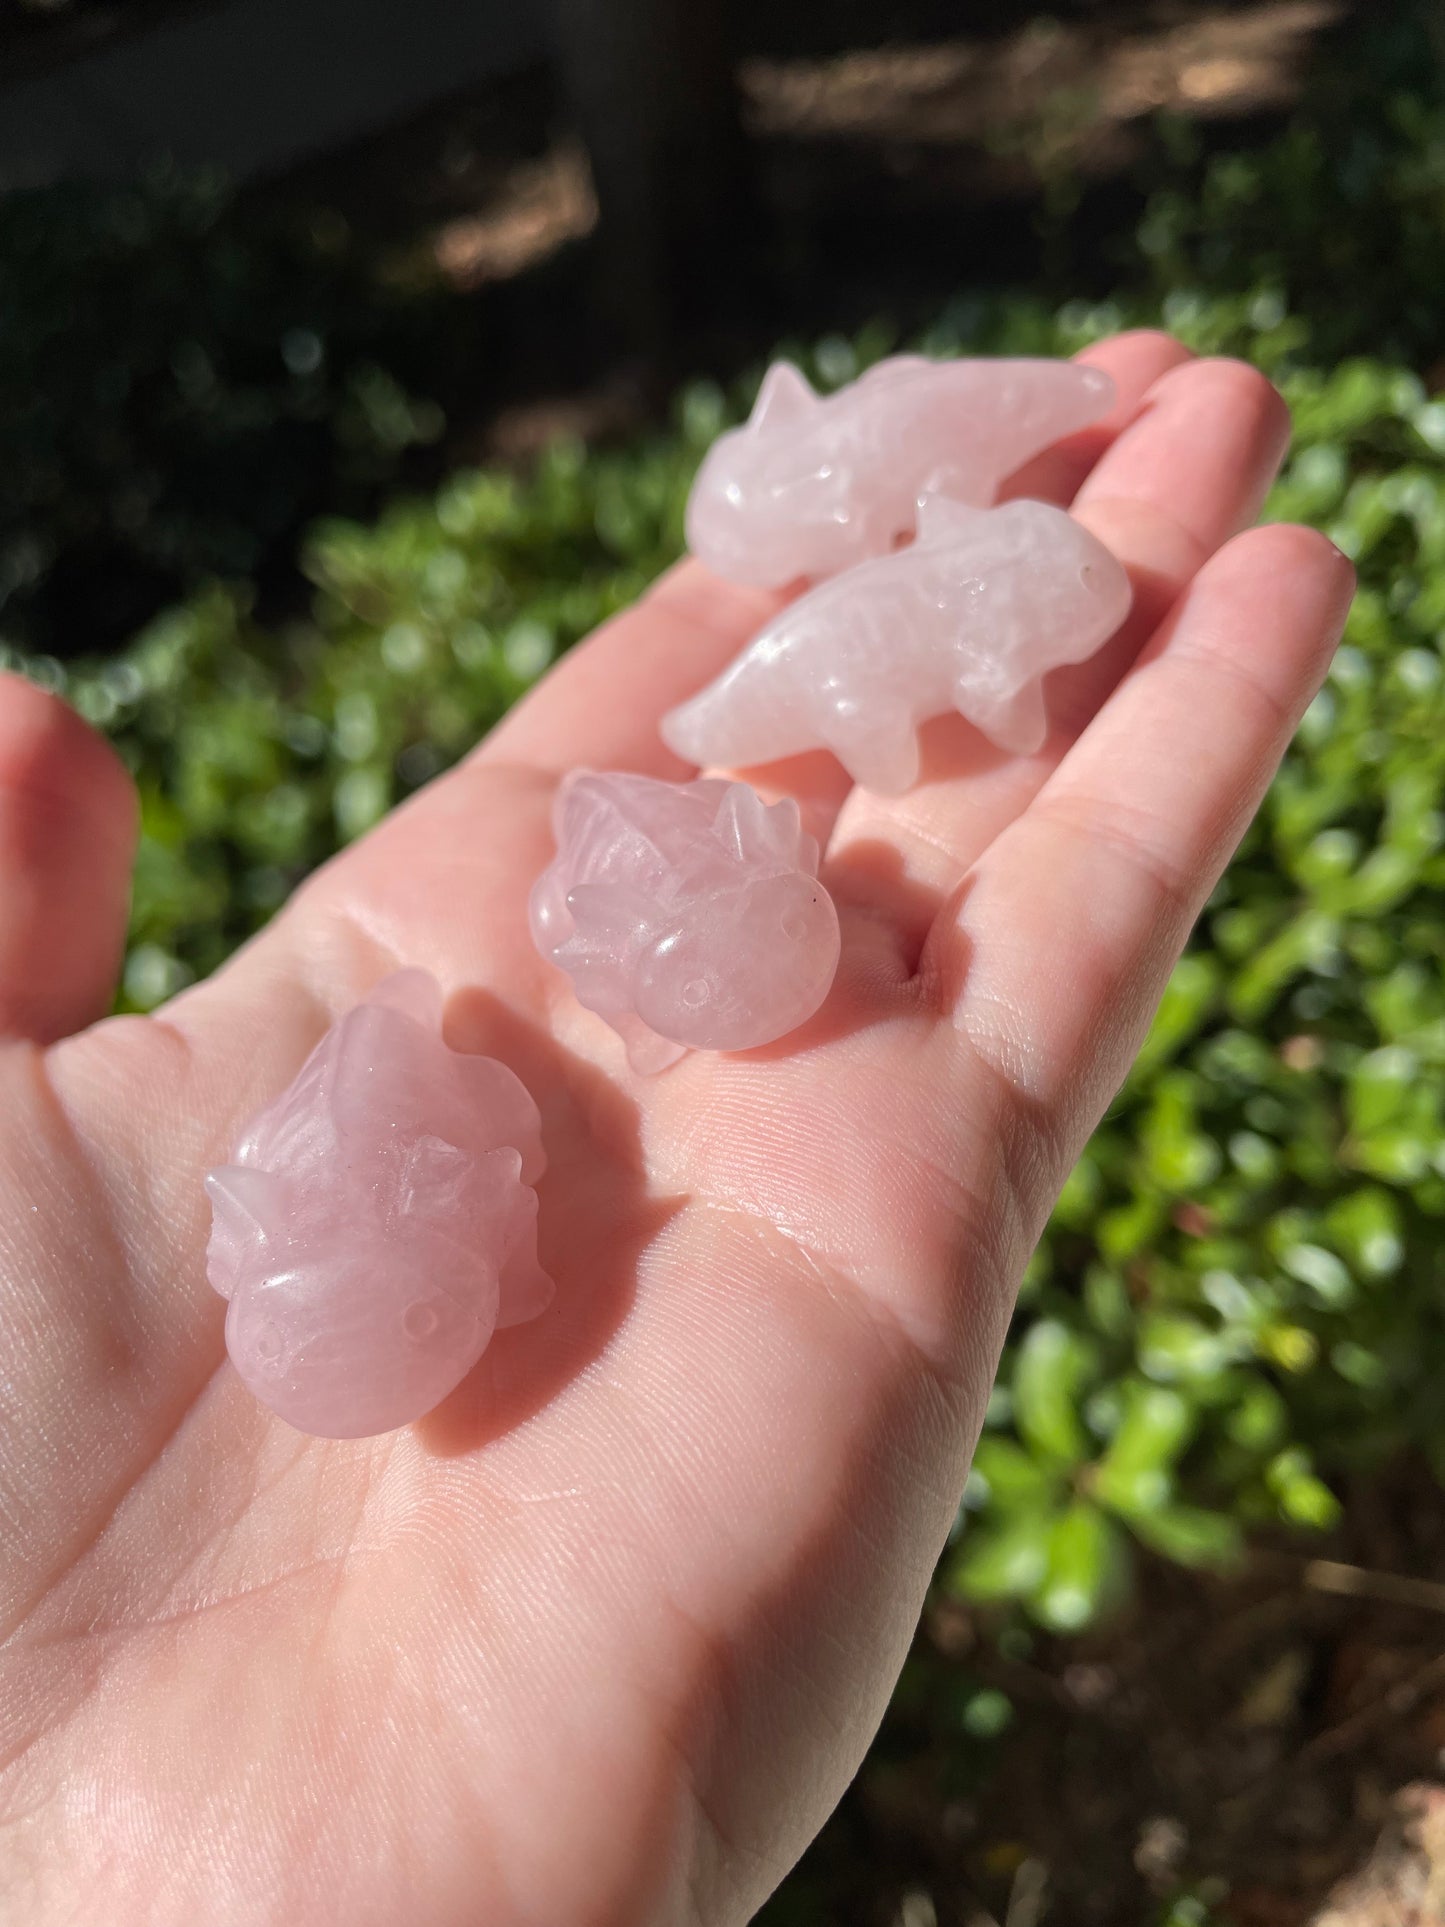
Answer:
[985,498,1133,668]
[686,362,864,589]
[919,495,1133,666]
[206,1142,527,1438]
[632,870,841,1054]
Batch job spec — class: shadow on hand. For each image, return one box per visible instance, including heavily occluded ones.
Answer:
[417,985,682,1458]
[721,835,965,1072]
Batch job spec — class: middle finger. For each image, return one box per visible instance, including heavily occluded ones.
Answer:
[824,354,1293,941]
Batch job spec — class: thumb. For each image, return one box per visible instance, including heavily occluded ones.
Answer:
[0,674,138,1045]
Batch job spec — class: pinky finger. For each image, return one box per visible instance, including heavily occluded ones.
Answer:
[0,676,138,1045]
[928,525,1354,1191]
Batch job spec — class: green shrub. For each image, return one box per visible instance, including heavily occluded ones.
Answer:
[791,14,1445,381]
[8,6,1444,676]
[941,317,1445,1628]
[9,297,1445,1640]
[1074,9,1445,370]
[8,6,1445,1658]
[13,423,698,996]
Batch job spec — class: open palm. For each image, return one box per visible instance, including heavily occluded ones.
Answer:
[0,333,1352,1926]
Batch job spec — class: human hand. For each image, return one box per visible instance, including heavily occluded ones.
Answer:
[0,333,1352,1925]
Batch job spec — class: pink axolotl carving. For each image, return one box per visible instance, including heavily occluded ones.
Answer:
[205,969,551,1439]
[686,354,1115,587]
[530,771,840,1074]
[662,495,1133,795]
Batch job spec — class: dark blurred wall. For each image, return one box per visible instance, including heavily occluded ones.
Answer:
[550,0,756,358]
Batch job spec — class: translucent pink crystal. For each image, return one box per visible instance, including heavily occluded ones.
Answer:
[205,969,551,1439]
[530,771,840,1073]
[687,354,1115,587]
[662,496,1132,795]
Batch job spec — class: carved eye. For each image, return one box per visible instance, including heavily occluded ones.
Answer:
[1079,564,1097,587]
[781,911,809,942]
[682,978,711,1009]
[403,1302,440,1342]
[253,1322,285,1373]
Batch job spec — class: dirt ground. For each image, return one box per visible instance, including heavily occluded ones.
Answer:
[754,1458,1445,1924]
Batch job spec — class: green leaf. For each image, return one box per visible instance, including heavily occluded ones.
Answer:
[1097,1194,1169,1262]
[1280,1242,1354,1307]
[1266,1448,1343,1530]
[1139,1314,1232,1385]
[1140,1072,1223,1191]
[1129,1504,1243,1568]
[1053,1152,1104,1229]
[1347,1046,1418,1136]
[1032,1504,1126,1632]
[969,1436,1059,1509]
[1095,1384,1195,1517]
[951,1511,1056,1604]
[1229,910,1340,1021]
[1011,1321,1096,1466]
[1225,1379,1289,1451]
[1281,1477,1342,1530]
[1081,1263,1134,1341]
[1326,1187,1404,1277]
[1129,953,1222,1082]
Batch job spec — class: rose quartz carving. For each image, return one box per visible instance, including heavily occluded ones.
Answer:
[687,354,1115,587]
[530,771,840,1073]
[662,495,1132,795]
[205,969,551,1439]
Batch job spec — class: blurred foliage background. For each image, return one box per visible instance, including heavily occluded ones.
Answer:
[6,2,1445,1921]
